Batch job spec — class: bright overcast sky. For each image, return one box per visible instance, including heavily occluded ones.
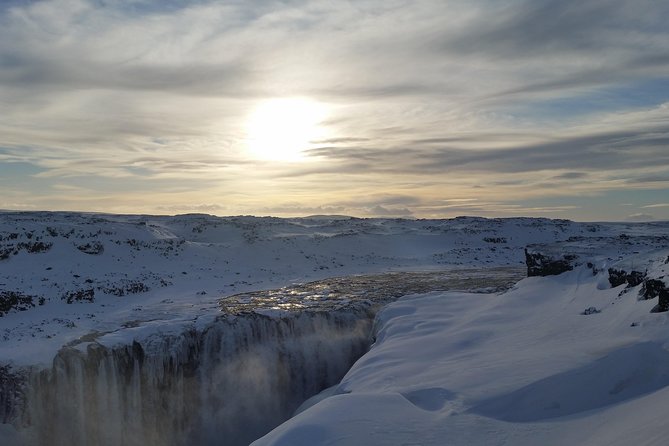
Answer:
[1,0,669,221]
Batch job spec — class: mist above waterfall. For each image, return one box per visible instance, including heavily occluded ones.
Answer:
[21,310,372,446]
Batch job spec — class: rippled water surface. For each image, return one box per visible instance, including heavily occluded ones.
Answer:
[220,267,527,315]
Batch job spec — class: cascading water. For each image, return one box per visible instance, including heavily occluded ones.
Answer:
[20,309,373,446]
[4,268,525,446]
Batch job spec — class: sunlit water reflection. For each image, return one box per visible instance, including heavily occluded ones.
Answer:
[220,267,527,315]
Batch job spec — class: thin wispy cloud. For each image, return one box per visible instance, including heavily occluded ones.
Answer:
[627,213,655,221]
[0,0,668,219]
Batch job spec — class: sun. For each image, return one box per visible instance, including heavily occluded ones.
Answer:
[245,98,328,161]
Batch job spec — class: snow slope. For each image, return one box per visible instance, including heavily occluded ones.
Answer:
[254,252,669,446]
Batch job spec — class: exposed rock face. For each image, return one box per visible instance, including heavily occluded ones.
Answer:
[525,249,577,277]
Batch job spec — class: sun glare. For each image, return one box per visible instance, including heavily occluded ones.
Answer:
[245,98,328,161]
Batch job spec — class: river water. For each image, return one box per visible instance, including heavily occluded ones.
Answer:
[220,267,526,315]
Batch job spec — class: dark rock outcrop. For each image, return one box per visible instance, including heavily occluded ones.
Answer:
[75,241,104,255]
[62,288,95,304]
[660,289,669,313]
[0,291,36,316]
[582,306,601,315]
[0,241,52,261]
[525,249,577,277]
[605,267,668,312]
[644,279,669,312]
[608,268,645,288]
[643,279,667,300]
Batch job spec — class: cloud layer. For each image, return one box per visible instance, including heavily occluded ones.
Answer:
[1,0,668,220]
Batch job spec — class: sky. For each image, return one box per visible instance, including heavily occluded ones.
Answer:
[1,0,669,221]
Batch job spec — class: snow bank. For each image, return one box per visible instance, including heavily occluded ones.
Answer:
[254,254,669,446]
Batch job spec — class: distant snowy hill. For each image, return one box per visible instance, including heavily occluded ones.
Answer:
[1,212,668,445]
[2,212,639,366]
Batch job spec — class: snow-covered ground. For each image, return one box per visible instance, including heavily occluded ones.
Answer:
[1,212,669,445]
[3,212,648,367]
[255,252,669,446]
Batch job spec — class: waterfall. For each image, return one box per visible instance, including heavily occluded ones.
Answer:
[20,309,374,446]
[4,268,526,445]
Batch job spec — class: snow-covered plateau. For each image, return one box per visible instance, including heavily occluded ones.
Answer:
[0,212,668,445]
